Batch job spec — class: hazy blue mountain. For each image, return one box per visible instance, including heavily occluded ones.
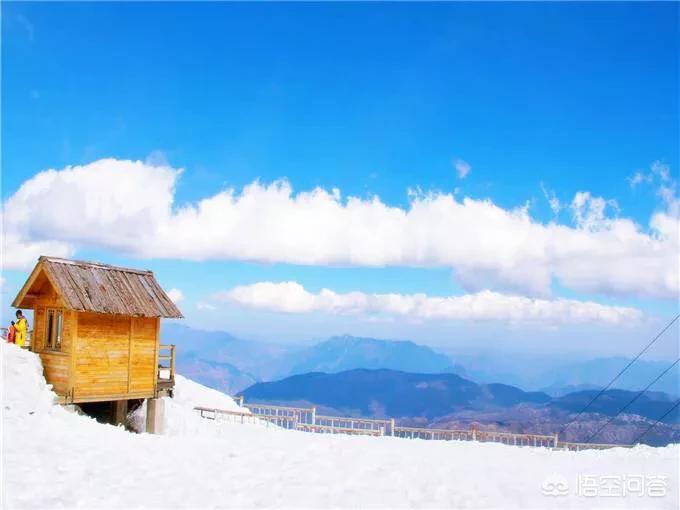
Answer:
[164,324,678,403]
[176,353,258,395]
[549,389,679,423]
[242,369,550,418]
[281,334,463,377]
[163,325,464,389]
[540,384,603,397]
[162,323,293,381]
[539,357,680,397]
[242,368,679,433]
[453,352,680,397]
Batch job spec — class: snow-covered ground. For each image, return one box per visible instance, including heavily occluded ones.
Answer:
[2,343,678,509]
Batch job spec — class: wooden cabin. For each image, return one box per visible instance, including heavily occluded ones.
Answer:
[12,256,183,409]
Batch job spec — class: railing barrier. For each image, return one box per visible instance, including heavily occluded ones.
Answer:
[193,396,634,451]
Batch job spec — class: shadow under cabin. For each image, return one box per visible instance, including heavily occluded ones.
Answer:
[12,256,183,431]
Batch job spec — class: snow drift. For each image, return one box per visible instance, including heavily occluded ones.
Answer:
[2,343,678,509]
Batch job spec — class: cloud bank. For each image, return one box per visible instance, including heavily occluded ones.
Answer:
[2,158,678,299]
[217,281,642,325]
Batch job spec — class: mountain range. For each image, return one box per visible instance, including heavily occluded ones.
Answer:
[243,369,550,418]
[452,352,680,397]
[163,324,464,393]
[163,324,679,397]
[241,368,680,445]
[283,334,462,376]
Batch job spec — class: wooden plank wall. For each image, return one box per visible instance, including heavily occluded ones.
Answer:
[129,317,158,394]
[75,312,130,398]
[74,312,158,401]
[33,292,73,396]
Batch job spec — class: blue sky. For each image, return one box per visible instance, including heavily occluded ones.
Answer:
[2,2,678,358]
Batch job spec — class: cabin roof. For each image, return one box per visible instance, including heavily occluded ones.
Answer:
[12,256,184,318]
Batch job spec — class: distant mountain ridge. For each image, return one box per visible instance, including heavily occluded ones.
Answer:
[286,334,462,376]
[163,324,463,392]
[457,353,680,397]
[164,324,679,398]
[243,368,550,419]
[176,353,258,396]
[550,388,677,421]
[243,369,680,424]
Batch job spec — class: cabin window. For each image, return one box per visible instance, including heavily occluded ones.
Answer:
[45,309,63,351]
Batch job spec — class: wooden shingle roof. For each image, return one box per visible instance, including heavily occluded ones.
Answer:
[13,256,184,318]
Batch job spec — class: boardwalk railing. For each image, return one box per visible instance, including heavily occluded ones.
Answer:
[556,441,629,451]
[194,406,271,427]
[393,426,473,441]
[193,398,633,450]
[315,414,390,436]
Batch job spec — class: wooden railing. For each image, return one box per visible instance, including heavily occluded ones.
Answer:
[157,344,176,386]
[296,422,385,436]
[241,403,315,429]
[194,406,270,427]
[216,399,633,450]
[557,441,631,451]
[393,426,473,441]
[315,414,390,435]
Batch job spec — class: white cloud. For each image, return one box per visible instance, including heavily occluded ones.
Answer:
[570,191,619,231]
[454,159,471,179]
[217,281,642,326]
[628,161,672,188]
[540,183,561,215]
[196,302,216,311]
[1,158,678,299]
[627,171,649,188]
[652,161,671,182]
[167,288,183,303]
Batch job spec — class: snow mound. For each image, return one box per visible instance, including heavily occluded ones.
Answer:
[129,373,259,436]
[172,373,248,413]
[2,342,59,416]
[3,341,679,509]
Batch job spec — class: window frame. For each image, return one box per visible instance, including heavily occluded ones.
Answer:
[44,307,64,352]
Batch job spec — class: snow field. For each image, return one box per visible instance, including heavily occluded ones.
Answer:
[2,343,678,509]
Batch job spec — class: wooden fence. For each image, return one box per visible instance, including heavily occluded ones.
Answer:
[194,399,632,451]
[194,406,272,427]
[556,441,628,451]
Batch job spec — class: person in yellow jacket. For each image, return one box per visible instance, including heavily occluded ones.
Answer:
[14,310,28,348]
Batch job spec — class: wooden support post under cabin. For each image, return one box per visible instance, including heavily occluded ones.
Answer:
[553,433,559,448]
[146,398,165,434]
[311,406,316,425]
[390,418,395,436]
[471,424,477,441]
[113,400,128,426]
